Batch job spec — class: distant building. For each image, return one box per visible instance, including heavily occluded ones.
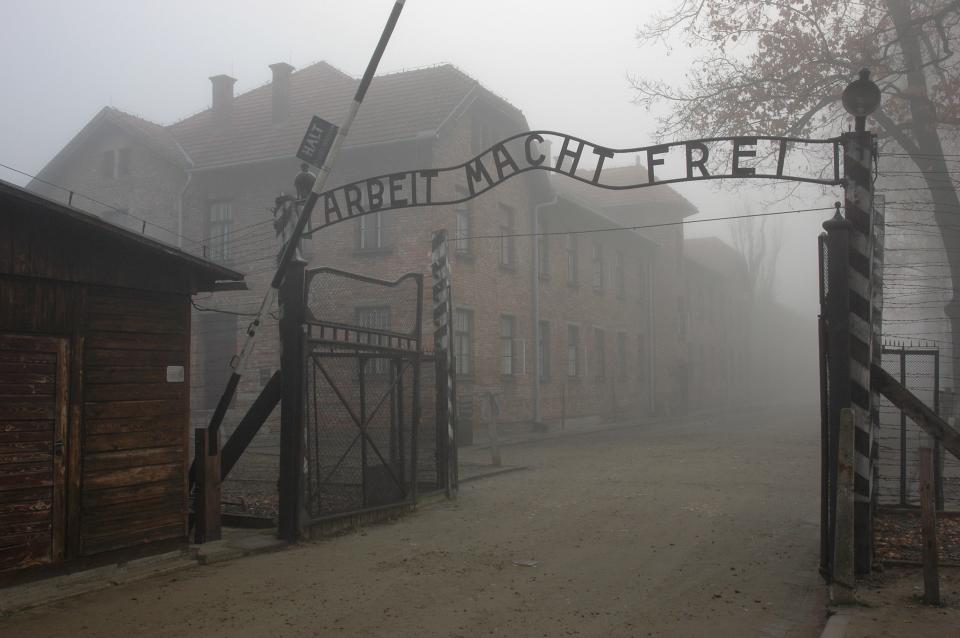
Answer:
[555,160,698,415]
[683,237,751,409]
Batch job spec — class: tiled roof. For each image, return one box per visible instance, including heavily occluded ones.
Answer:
[105,107,192,167]
[32,107,190,187]
[553,162,699,218]
[168,62,516,169]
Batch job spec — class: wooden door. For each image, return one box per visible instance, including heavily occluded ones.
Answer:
[0,334,68,572]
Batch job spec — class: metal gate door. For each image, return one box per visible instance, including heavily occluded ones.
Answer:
[302,268,437,520]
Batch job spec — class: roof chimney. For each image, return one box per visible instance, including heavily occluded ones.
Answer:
[269,63,295,124]
[209,74,237,123]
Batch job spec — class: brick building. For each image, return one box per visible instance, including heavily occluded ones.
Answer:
[554,161,697,415]
[683,237,751,410]
[31,61,707,438]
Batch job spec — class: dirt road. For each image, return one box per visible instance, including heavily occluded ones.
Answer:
[2,406,826,637]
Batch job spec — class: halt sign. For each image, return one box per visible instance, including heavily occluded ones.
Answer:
[297,116,339,168]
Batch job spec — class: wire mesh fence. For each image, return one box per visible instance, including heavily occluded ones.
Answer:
[876,345,960,511]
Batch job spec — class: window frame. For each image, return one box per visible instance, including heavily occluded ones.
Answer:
[538,320,550,383]
[591,242,604,290]
[594,327,606,379]
[565,233,578,285]
[499,314,517,376]
[453,308,474,376]
[354,305,392,375]
[453,187,473,258]
[567,324,580,378]
[206,199,234,263]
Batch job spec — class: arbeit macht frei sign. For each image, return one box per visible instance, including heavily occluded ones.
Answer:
[302,130,842,234]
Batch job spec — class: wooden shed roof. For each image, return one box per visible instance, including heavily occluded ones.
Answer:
[0,179,243,288]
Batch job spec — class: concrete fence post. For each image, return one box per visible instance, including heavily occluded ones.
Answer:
[832,407,857,604]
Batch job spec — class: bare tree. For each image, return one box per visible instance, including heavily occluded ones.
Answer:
[632,0,960,386]
[731,211,783,302]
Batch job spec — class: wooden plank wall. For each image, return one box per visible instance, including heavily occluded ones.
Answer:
[79,289,189,556]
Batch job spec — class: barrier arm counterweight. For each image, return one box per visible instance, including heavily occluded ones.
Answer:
[200,0,408,458]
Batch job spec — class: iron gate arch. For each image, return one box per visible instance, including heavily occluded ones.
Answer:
[301,267,440,520]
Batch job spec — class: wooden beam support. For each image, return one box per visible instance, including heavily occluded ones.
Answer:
[220,370,282,481]
[871,363,960,460]
[194,428,221,544]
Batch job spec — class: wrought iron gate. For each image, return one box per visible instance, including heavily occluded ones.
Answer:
[301,268,441,520]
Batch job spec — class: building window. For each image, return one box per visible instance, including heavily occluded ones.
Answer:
[453,308,473,375]
[594,328,606,379]
[355,306,391,374]
[500,315,517,375]
[100,148,130,179]
[617,332,627,380]
[592,242,604,289]
[566,233,578,285]
[207,200,234,262]
[453,186,472,256]
[498,205,516,269]
[537,219,549,278]
[538,320,550,382]
[358,211,392,251]
[615,251,625,298]
[567,324,580,377]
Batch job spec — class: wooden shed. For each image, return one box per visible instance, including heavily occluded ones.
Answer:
[0,181,242,577]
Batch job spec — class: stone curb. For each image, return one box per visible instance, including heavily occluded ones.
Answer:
[820,610,852,638]
[0,550,196,616]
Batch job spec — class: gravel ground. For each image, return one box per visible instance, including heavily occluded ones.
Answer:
[2,405,826,637]
[875,508,960,565]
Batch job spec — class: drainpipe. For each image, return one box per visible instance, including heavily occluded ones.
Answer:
[178,170,193,249]
[532,196,557,425]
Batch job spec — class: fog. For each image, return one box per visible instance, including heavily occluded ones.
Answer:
[0,0,834,318]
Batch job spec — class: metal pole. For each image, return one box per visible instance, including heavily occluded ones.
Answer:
[934,350,944,510]
[359,356,368,508]
[900,347,907,506]
[201,0,407,448]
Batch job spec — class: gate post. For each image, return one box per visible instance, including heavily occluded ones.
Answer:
[194,427,222,544]
[842,127,878,574]
[430,230,457,498]
[823,208,852,581]
[278,258,308,541]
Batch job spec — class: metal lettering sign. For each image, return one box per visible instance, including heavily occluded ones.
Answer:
[296,116,339,168]
[303,131,842,237]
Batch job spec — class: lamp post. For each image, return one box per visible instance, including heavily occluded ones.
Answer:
[842,68,882,132]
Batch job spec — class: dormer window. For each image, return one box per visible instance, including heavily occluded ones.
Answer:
[100,148,130,179]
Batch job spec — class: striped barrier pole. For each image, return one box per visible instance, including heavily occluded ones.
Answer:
[431,229,457,496]
[842,129,877,574]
